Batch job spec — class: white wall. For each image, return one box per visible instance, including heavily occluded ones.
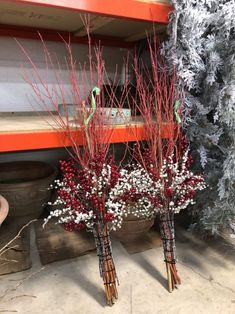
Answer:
[0,37,127,112]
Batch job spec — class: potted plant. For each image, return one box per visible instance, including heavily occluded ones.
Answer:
[0,161,57,221]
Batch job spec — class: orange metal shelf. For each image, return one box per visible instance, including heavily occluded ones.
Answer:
[9,0,173,23]
[0,0,174,153]
[0,24,134,49]
[0,123,174,152]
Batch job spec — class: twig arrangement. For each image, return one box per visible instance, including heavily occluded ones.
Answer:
[18,23,131,304]
[18,21,206,301]
[158,211,180,292]
[45,154,123,305]
[130,36,206,291]
[93,222,118,304]
[130,37,181,290]
[157,143,205,291]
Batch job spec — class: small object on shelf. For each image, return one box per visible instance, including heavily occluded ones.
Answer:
[68,107,132,126]
[99,108,131,125]
[58,103,78,117]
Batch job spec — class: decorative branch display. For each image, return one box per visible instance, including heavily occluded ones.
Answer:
[131,37,206,291]
[158,145,205,291]
[18,27,131,305]
[18,17,209,300]
[45,154,120,304]
[131,143,206,291]
[163,0,235,235]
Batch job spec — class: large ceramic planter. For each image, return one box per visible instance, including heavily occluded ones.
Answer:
[0,161,57,220]
[113,213,154,243]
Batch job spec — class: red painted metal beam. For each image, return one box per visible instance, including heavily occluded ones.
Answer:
[0,24,134,48]
[0,123,174,152]
[8,0,173,23]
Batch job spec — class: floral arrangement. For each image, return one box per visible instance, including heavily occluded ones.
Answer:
[132,141,206,214]
[20,20,207,301]
[130,34,207,291]
[45,155,159,232]
[19,27,131,304]
[44,152,121,231]
[131,139,206,291]
[45,138,205,239]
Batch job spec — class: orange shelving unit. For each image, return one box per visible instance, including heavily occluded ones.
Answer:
[4,0,173,23]
[0,122,174,152]
[0,0,173,152]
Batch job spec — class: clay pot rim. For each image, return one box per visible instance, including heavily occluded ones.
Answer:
[0,161,57,188]
[0,173,57,188]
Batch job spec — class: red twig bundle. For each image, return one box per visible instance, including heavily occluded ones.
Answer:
[17,25,130,304]
[131,36,181,169]
[130,35,203,292]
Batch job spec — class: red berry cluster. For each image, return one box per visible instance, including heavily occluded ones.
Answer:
[59,159,78,193]
[77,169,93,191]
[179,136,193,168]
[131,137,205,212]
[89,151,106,176]
[165,187,175,198]
[64,221,85,232]
[54,152,123,231]
[133,145,159,181]
[177,176,204,204]
[88,194,105,214]
[107,156,121,188]
[104,213,114,222]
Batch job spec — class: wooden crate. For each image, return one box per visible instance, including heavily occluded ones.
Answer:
[0,220,31,275]
[34,219,96,265]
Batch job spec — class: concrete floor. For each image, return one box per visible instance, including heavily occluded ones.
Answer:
[0,226,235,314]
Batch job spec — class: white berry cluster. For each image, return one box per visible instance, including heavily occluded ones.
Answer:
[159,149,206,213]
[44,163,120,230]
[44,149,206,231]
[106,165,163,230]
[43,176,96,229]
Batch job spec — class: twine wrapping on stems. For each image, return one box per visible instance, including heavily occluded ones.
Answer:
[159,212,176,263]
[158,211,181,292]
[93,221,118,305]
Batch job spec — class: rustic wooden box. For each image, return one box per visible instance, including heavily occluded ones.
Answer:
[34,219,96,265]
[0,220,31,275]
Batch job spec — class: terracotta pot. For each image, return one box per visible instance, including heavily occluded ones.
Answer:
[0,194,9,225]
[0,161,57,219]
[113,213,154,243]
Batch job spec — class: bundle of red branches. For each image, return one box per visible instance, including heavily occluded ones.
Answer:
[130,35,206,292]
[45,152,121,304]
[18,23,132,304]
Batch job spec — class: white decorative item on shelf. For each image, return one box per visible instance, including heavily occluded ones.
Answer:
[60,105,131,125]
[58,103,76,117]
[99,108,131,125]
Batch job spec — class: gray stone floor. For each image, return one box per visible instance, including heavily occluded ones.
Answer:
[0,226,234,314]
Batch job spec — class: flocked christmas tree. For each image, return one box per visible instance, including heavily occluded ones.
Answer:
[163,0,235,235]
